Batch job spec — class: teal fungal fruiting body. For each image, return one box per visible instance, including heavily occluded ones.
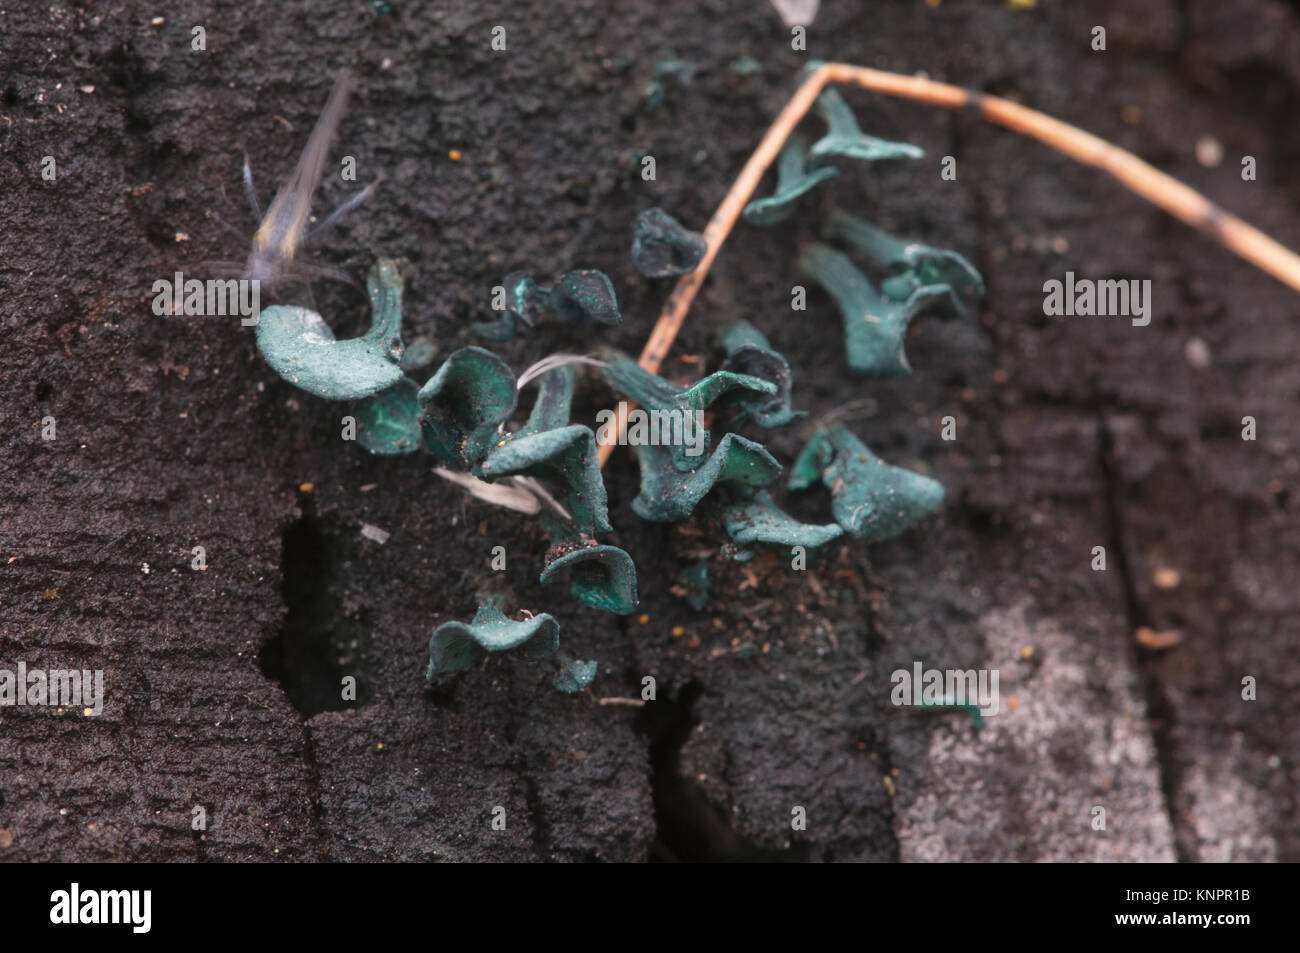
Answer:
[654,57,699,85]
[598,349,793,522]
[823,209,985,315]
[419,359,610,531]
[642,80,667,110]
[548,270,621,326]
[552,654,598,694]
[743,133,840,226]
[715,320,799,428]
[600,351,684,409]
[417,346,518,464]
[631,432,781,523]
[503,272,543,324]
[482,272,543,339]
[255,258,406,400]
[601,350,777,474]
[810,88,925,163]
[354,376,422,455]
[475,365,610,533]
[790,425,944,542]
[427,596,597,694]
[642,58,699,110]
[540,528,638,615]
[721,489,845,549]
[477,269,621,340]
[519,361,577,431]
[427,598,560,682]
[632,208,706,277]
[675,368,779,428]
[478,425,611,534]
[798,242,954,377]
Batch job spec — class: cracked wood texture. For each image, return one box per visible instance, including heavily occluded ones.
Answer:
[1,0,1296,861]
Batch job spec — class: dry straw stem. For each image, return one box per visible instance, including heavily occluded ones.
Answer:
[597,62,1300,467]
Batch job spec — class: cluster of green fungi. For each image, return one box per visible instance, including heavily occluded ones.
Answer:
[252,86,984,694]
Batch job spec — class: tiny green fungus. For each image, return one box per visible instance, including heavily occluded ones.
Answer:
[601,350,777,473]
[790,425,944,541]
[677,558,710,611]
[742,133,840,226]
[474,272,542,340]
[518,362,578,433]
[552,653,598,694]
[810,88,925,164]
[417,346,518,465]
[477,270,621,340]
[917,695,985,730]
[474,365,611,534]
[400,336,438,372]
[654,57,699,85]
[540,529,638,615]
[548,269,621,326]
[798,242,955,377]
[721,489,844,549]
[475,424,611,534]
[426,598,561,683]
[353,376,422,455]
[255,258,406,401]
[630,432,781,523]
[642,80,667,110]
[823,208,985,314]
[632,207,707,278]
[715,320,799,428]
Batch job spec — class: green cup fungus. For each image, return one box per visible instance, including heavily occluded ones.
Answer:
[823,209,985,316]
[427,596,560,681]
[743,133,840,226]
[427,595,597,694]
[598,346,784,522]
[474,365,611,535]
[552,654,599,694]
[255,258,406,401]
[790,425,945,542]
[476,269,622,340]
[798,242,956,377]
[628,431,781,523]
[600,349,777,474]
[720,489,845,550]
[714,320,799,428]
[540,518,638,616]
[631,207,707,278]
[353,375,423,456]
[417,346,518,465]
[810,87,925,164]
